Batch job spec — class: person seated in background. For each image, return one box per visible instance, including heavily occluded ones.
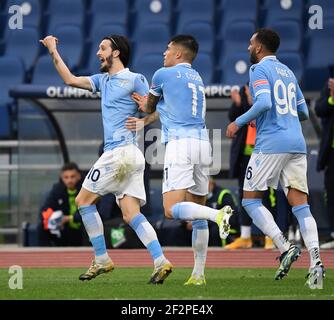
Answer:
[184,177,239,246]
[315,68,334,249]
[38,162,86,246]
[226,84,276,250]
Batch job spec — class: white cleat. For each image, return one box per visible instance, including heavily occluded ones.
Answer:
[216,205,234,239]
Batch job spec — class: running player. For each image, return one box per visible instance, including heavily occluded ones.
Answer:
[128,35,233,285]
[226,28,325,288]
[40,34,172,284]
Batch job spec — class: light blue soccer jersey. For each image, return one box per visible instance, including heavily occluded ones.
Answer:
[149,63,208,142]
[242,56,307,154]
[88,68,149,152]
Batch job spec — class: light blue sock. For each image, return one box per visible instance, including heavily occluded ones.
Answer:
[129,213,165,267]
[79,205,108,263]
[171,202,218,222]
[191,220,209,277]
[242,198,290,253]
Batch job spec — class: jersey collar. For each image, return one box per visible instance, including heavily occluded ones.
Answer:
[258,55,277,64]
[109,68,129,78]
[176,62,191,67]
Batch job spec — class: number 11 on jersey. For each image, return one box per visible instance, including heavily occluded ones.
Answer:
[188,82,206,119]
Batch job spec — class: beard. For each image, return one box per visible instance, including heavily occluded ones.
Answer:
[250,50,258,64]
[100,55,113,72]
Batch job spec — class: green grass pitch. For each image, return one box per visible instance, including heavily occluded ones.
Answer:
[0,267,333,300]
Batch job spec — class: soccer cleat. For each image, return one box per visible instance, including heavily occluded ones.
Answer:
[148,262,173,284]
[184,275,206,286]
[264,236,275,250]
[305,262,326,289]
[274,245,301,280]
[79,259,114,281]
[224,237,253,250]
[216,205,234,239]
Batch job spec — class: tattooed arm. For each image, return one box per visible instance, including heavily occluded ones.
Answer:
[125,111,160,131]
[132,92,159,114]
[39,35,92,90]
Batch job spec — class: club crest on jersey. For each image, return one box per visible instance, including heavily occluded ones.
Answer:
[118,79,130,87]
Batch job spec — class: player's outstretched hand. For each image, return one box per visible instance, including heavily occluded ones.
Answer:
[226,121,240,138]
[39,35,59,53]
[125,117,144,131]
[132,92,148,112]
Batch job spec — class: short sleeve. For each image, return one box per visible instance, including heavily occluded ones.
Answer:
[134,74,149,96]
[87,74,102,93]
[149,68,165,97]
[249,66,271,99]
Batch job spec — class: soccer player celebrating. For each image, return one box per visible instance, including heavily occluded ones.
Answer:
[40,35,172,284]
[127,35,233,285]
[226,29,325,288]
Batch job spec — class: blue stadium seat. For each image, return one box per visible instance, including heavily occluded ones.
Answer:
[86,23,128,74]
[0,56,25,105]
[221,21,256,55]
[303,19,334,90]
[134,0,171,26]
[308,0,334,20]
[90,0,128,37]
[177,22,214,54]
[272,21,302,52]
[0,105,10,137]
[47,0,85,34]
[278,52,304,82]
[177,0,214,31]
[264,0,303,26]
[32,55,66,85]
[192,53,214,85]
[132,53,163,82]
[220,53,250,86]
[52,25,83,70]
[4,27,39,72]
[220,0,257,35]
[132,23,170,59]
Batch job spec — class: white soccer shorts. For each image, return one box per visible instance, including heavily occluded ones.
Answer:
[83,144,146,206]
[162,138,212,195]
[243,152,309,195]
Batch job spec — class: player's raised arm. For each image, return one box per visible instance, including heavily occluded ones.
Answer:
[40,35,92,90]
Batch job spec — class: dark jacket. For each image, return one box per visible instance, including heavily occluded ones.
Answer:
[40,178,83,224]
[315,86,334,171]
[228,86,252,178]
[206,185,238,213]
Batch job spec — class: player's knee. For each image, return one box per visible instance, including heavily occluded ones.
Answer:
[75,194,83,207]
[122,211,132,225]
[164,206,174,219]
